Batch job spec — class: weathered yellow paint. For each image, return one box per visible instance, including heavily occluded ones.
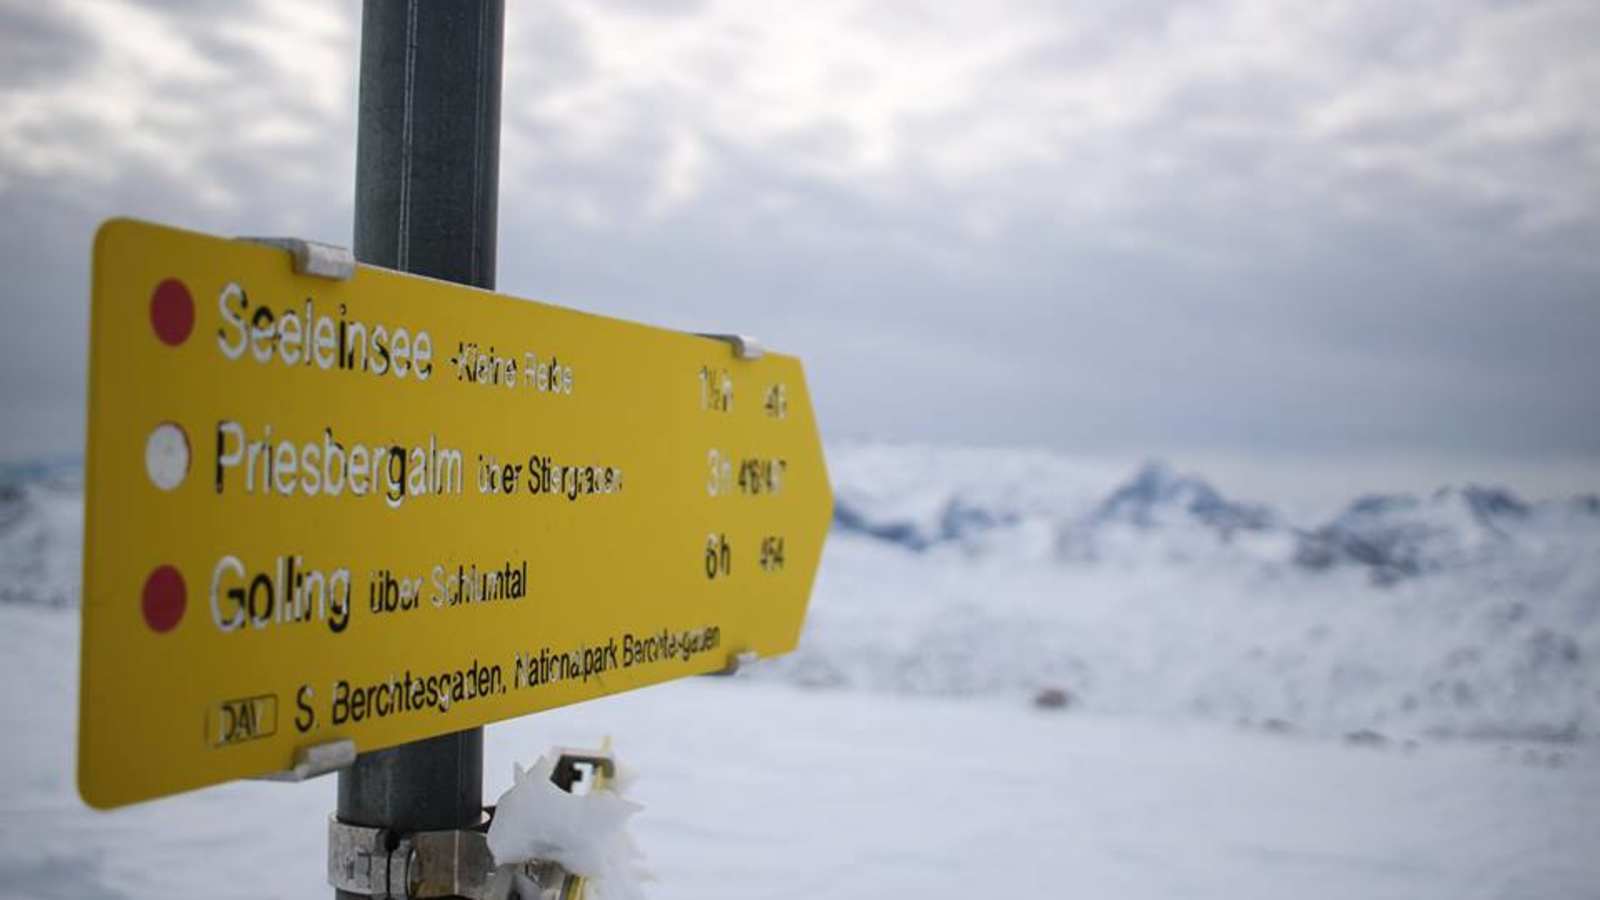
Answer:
[80,219,831,809]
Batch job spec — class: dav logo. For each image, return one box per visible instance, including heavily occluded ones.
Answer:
[210,694,278,747]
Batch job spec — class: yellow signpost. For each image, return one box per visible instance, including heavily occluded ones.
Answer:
[80,218,832,809]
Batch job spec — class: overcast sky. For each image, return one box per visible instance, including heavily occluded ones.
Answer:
[1,0,1596,494]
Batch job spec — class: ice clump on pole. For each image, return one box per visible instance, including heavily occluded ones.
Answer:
[486,752,649,900]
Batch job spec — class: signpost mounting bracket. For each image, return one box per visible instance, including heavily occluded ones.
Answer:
[327,746,612,897]
[708,650,760,677]
[238,236,357,281]
[696,333,765,360]
[254,739,357,783]
[326,812,579,899]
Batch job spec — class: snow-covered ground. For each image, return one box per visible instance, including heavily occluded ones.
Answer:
[807,444,1600,744]
[2,445,1597,898]
[3,604,1595,900]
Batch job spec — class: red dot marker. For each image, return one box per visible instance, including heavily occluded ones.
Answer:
[150,278,194,346]
[141,565,186,633]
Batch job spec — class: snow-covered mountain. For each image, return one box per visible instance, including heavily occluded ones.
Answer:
[1088,461,1278,535]
[1294,485,1600,583]
[833,451,1600,584]
[813,445,1600,742]
[1055,461,1290,566]
[0,461,82,608]
[828,443,1112,555]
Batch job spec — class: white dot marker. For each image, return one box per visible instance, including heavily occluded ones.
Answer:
[145,423,190,491]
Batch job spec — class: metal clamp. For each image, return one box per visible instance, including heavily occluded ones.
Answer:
[328,818,409,898]
[696,333,765,360]
[328,816,577,900]
[254,739,357,783]
[328,746,616,898]
[408,826,497,899]
[239,236,357,280]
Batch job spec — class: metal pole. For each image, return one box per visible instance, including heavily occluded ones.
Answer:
[339,2,504,897]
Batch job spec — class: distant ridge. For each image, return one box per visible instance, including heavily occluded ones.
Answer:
[1088,461,1276,535]
[831,453,1600,583]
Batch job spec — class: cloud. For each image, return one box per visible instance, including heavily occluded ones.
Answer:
[490,0,1599,262]
[0,0,352,213]
[0,0,1595,467]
